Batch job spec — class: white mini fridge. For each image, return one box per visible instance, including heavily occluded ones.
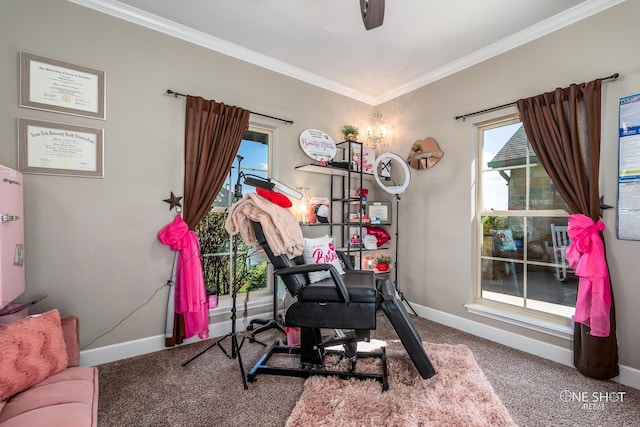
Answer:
[0,165,26,320]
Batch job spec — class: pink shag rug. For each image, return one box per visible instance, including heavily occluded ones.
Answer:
[285,341,516,427]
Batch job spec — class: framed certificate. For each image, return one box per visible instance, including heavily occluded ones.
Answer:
[18,118,104,178]
[366,201,391,224]
[20,52,106,119]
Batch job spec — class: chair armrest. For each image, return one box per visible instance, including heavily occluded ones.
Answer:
[61,315,80,367]
[275,264,351,303]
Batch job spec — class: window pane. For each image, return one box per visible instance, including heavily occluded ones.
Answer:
[478,118,575,318]
[481,259,523,300]
[195,212,230,252]
[202,254,230,295]
[196,126,272,298]
[240,259,269,293]
[481,170,509,211]
[213,172,234,208]
[238,170,268,197]
[529,217,565,263]
[481,122,522,211]
[526,264,577,313]
[238,139,268,171]
[481,216,524,261]
[482,123,523,169]
[214,132,270,209]
[529,165,570,211]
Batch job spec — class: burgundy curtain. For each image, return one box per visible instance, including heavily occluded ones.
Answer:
[517,79,618,379]
[165,96,250,347]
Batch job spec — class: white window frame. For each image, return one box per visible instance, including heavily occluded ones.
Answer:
[470,115,574,336]
[204,123,275,310]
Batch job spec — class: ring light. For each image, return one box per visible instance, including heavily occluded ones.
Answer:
[373,152,411,194]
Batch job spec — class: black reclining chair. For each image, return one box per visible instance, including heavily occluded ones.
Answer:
[247,221,435,389]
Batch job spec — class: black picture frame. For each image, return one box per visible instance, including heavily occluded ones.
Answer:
[366,201,391,224]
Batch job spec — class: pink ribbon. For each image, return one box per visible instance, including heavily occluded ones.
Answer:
[565,214,611,337]
[158,215,209,340]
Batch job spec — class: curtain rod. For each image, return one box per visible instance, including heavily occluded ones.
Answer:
[166,89,294,125]
[454,73,620,121]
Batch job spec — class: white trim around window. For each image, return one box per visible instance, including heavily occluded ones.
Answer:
[465,302,573,340]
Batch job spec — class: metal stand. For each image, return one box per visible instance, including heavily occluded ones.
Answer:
[181,155,248,390]
[247,337,389,391]
[394,194,418,316]
[247,273,286,346]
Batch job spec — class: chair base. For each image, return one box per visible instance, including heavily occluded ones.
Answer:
[247,340,389,391]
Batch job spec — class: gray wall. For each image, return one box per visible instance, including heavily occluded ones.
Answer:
[1,0,639,374]
[379,1,640,371]
[0,0,371,348]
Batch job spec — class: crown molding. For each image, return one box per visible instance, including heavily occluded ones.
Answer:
[374,0,627,105]
[68,0,625,107]
[67,0,377,104]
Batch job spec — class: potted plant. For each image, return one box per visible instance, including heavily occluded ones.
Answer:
[374,254,392,272]
[341,124,359,142]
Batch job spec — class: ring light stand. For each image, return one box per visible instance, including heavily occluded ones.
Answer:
[373,153,418,316]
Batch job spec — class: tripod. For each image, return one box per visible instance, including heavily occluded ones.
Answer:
[182,155,248,390]
[247,273,286,345]
[393,193,418,316]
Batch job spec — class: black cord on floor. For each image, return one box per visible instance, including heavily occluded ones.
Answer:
[80,280,172,350]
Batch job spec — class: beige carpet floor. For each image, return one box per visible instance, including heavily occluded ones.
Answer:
[97,312,640,426]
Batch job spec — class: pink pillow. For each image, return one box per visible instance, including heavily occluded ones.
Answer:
[365,226,391,247]
[256,188,293,208]
[0,309,68,400]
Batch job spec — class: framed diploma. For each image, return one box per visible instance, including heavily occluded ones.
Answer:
[18,118,104,178]
[20,52,106,119]
[366,201,391,224]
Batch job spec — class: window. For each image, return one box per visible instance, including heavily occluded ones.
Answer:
[195,126,272,299]
[477,117,577,318]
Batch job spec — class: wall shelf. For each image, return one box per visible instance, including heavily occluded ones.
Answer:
[295,141,389,269]
[295,163,374,180]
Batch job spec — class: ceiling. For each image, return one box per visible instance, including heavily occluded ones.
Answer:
[70,0,623,105]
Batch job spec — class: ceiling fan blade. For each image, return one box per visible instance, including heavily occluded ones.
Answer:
[360,0,385,30]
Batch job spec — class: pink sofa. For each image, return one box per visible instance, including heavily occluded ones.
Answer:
[0,314,99,427]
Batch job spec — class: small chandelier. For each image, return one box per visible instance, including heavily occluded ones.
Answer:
[366,112,387,147]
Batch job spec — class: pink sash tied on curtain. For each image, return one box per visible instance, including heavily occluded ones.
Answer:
[158,214,209,340]
[565,214,611,337]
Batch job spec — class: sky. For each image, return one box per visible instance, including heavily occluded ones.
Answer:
[228,138,270,198]
[481,122,522,211]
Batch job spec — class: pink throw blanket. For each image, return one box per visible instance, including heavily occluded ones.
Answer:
[158,215,209,340]
[566,214,611,337]
[225,192,304,259]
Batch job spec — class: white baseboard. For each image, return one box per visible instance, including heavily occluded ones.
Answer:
[80,313,269,367]
[410,302,640,390]
[81,301,640,390]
